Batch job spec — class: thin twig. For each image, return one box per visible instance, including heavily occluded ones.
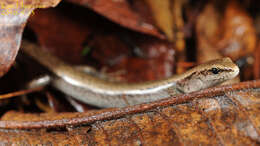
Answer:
[0,87,44,100]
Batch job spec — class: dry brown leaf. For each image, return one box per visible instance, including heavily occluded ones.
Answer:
[0,0,61,77]
[28,8,90,64]
[254,42,260,79]
[0,80,259,145]
[67,0,163,38]
[172,0,186,50]
[145,0,174,41]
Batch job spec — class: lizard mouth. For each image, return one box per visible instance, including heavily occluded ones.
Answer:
[231,65,240,78]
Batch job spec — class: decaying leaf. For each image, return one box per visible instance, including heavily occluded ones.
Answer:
[102,37,175,82]
[0,0,61,77]
[26,6,176,82]
[145,0,174,41]
[0,80,259,145]
[28,8,90,64]
[67,0,163,38]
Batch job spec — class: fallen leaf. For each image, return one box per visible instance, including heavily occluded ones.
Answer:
[145,0,174,41]
[28,8,90,64]
[67,0,164,38]
[0,80,260,145]
[0,0,61,77]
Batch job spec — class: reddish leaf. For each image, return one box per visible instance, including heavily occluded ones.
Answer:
[27,6,175,82]
[102,37,176,82]
[67,0,164,38]
[0,0,61,77]
[28,8,90,64]
[0,80,260,145]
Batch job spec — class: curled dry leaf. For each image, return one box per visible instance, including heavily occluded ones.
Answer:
[67,0,163,38]
[145,0,187,47]
[0,80,260,145]
[0,0,61,77]
[27,6,176,82]
[145,0,174,41]
[28,8,90,64]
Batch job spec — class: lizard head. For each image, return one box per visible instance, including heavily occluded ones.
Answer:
[177,57,239,93]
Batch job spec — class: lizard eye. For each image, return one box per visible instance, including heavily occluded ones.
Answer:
[210,68,220,74]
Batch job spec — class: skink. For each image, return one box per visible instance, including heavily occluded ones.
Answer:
[21,40,239,108]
